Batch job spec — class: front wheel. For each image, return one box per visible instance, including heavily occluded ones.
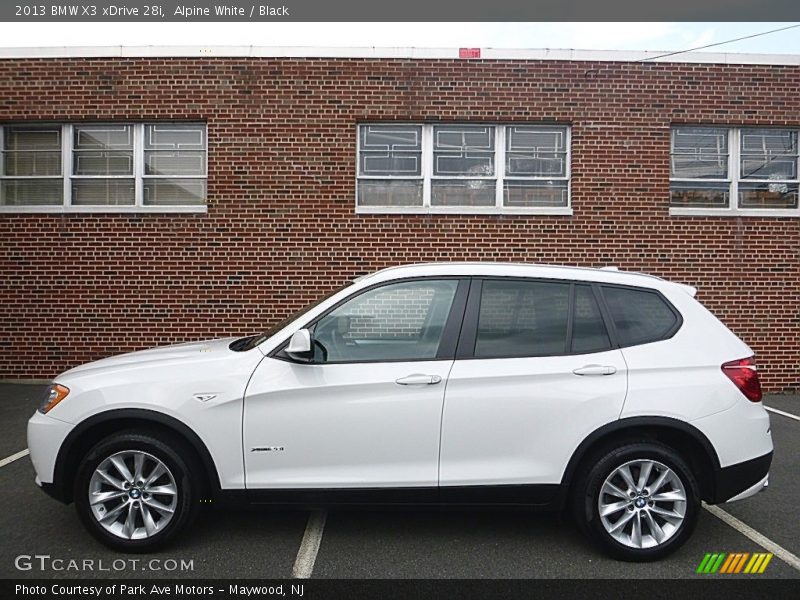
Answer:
[571,441,701,561]
[74,430,199,552]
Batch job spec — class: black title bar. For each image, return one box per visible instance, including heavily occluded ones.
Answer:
[2,1,800,22]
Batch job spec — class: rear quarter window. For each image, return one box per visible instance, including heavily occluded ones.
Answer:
[601,286,680,347]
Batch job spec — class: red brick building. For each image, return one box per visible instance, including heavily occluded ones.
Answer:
[0,47,798,392]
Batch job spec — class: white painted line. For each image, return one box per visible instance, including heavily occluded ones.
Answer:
[703,503,800,572]
[764,405,800,422]
[291,511,327,579]
[0,449,29,468]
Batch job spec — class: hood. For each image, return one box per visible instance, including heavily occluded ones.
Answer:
[59,337,241,380]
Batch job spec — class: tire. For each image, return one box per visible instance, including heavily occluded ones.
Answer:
[571,441,700,561]
[74,429,200,553]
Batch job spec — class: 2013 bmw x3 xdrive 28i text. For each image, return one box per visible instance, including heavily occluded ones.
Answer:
[27,263,773,560]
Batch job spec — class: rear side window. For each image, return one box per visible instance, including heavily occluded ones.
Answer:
[475,280,570,358]
[601,286,679,346]
[571,285,611,353]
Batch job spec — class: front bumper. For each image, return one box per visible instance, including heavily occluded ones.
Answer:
[710,451,772,504]
[27,410,74,494]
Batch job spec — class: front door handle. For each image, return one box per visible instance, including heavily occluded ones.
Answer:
[572,365,617,376]
[395,374,443,386]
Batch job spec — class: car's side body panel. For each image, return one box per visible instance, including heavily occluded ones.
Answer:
[37,337,263,489]
[243,358,454,488]
[440,349,628,486]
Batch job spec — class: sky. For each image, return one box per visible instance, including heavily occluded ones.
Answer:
[0,22,799,55]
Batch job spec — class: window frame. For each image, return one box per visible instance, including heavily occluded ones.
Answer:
[355,123,572,216]
[0,122,208,214]
[670,126,800,217]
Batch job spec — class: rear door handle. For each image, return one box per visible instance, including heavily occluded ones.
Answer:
[395,374,442,385]
[572,365,617,376]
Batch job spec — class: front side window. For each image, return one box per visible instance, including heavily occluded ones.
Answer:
[474,280,570,358]
[311,280,458,363]
[357,123,570,214]
[601,286,679,347]
[0,122,207,212]
[670,126,799,214]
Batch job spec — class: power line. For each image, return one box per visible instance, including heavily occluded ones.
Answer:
[638,23,800,62]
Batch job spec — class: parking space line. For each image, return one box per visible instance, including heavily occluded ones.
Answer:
[703,503,800,572]
[764,405,800,422]
[291,510,327,579]
[0,449,29,468]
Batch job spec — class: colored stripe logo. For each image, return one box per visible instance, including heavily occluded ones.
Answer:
[697,552,773,574]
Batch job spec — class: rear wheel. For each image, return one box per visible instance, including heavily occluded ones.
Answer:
[74,430,199,552]
[571,441,700,561]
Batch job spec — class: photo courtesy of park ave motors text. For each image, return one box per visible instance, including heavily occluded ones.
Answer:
[0,11,799,587]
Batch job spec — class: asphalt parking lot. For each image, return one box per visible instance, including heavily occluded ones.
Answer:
[1,382,798,579]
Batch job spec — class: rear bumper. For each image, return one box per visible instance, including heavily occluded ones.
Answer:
[710,451,772,504]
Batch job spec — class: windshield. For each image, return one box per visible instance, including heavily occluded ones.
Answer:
[229,282,354,352]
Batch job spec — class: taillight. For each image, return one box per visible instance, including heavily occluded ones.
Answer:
[721,357,762,402]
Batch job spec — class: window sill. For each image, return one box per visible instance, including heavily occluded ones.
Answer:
[669,207,799,218]
[0,205,208,215]
[356,206,573,216]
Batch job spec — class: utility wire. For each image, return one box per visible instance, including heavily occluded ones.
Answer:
[637,23,800,62]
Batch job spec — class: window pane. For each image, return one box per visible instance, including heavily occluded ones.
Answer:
[504,181,568,207]
[312,280,458,363]
[73,125,134,177]
[670,183,730,208]
[670,127,728,179]
[2,126,62,177]
[738,182,799,209]
[433,125,494,176]
[3,151,61,176]
[571,285,611,354]
[73,151,133,175]
[145,151,206,176]
[431,180,495,206]
[74,125,133,149]
[475,280,570,358]
[144,124,206,150]
[0,179,63,206]
[740,129,798,180]
[505,126,567,177]
[4,126,61,150]
[602,287,677,347]
[359,151,421,177]
[357,180,423,207]
[71,179,135,205]
[144,124,207,178]
[144,179,206,206]
[359,125,422,176]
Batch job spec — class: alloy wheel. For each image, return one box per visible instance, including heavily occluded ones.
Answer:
[88,450,178,540]
[597,459,687,549]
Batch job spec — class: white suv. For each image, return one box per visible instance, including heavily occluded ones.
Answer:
[27,263,773,560]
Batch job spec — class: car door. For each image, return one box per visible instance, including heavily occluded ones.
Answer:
[244,278,468,491]
[439,278,628,497]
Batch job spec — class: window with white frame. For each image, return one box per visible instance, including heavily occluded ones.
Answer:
[670,126,799,214]
[357,123,570,213]
[0,123,207,211]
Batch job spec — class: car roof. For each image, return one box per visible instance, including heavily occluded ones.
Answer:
[355,262,696,295]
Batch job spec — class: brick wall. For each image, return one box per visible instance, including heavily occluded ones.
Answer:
[0,56,798,392]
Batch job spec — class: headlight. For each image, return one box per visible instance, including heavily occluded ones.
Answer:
[39,384,70,414]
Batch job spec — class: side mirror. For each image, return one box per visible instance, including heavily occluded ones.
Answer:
[286,329,313,362]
